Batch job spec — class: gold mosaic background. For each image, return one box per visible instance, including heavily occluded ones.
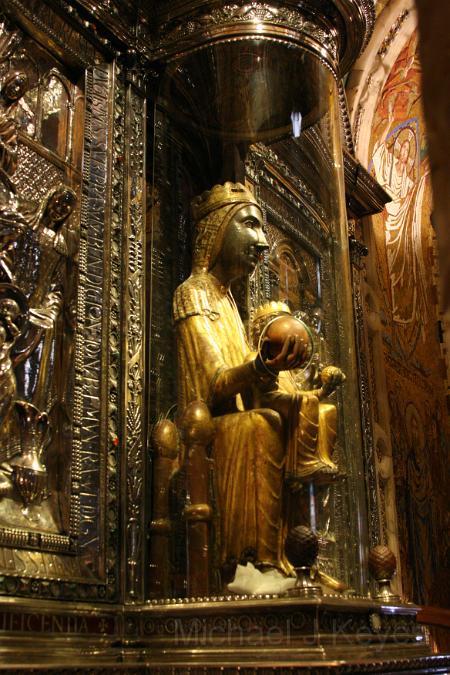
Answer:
[367,31,450,607]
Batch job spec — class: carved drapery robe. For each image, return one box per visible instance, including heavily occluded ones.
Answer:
[174,275,339,571]
[174,272,286,570]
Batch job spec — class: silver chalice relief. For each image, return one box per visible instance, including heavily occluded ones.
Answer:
[10,401,49,516]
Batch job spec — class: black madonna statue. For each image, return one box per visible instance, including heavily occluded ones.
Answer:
[173,182,345,579]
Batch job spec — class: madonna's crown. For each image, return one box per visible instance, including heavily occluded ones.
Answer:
[191,181,258,222]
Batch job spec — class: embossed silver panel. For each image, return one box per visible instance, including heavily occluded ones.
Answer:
[0,10,123,601]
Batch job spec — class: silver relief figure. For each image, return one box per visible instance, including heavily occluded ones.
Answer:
[0,50,78,529]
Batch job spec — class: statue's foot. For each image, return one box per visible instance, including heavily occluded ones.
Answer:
[312,462,340,485]
[286,461,340,488]
[315,568,348,593]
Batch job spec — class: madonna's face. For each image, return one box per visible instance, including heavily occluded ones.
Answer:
[214,204,269,281]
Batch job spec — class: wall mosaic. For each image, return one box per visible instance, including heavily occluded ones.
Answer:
[366,30,450,606]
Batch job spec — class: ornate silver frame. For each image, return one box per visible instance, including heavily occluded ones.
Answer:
[0,0,147,603]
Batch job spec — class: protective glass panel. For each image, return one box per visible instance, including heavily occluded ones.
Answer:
[148,39,366,600]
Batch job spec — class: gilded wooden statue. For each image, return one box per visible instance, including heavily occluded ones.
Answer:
[173,182,345,576]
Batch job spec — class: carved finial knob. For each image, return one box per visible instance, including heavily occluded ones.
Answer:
[152,419,178,459]
[368,545,396,581]
[179,400,214,446]
[284,526,322,598]
[284,526,319,569]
